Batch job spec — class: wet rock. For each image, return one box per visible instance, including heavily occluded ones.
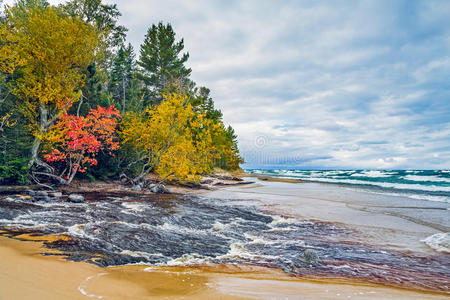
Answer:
[36,196,51,203]
[131,184,142,191]
[21,195,34,202]
[213,181,227,186]
[11,194,33,202]
[49,192,63,198]
[302,249,319,263]
[34,191,51,202]
[68,194,84,203]
[35,191,48,197]
[26,190,36,197]
[150,183,170,194]
[200,178,214,185]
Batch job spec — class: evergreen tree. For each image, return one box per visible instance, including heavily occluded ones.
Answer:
[137,22,191,105]
[189,85,223,122]
[109,43,135,112]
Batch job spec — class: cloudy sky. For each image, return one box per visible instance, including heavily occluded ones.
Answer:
[3,0,450,169]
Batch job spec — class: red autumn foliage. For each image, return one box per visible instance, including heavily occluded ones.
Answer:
[44,105,121,184]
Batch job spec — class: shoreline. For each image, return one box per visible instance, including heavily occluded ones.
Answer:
[1,235,448,300]
[0,177,449,298]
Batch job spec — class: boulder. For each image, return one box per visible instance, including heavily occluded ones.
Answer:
[68,194,84,203]
[33,191,51,202]
[302,249,319,263]
[26,190,36,197]
[150,183,170,194]
[131,184,142,191]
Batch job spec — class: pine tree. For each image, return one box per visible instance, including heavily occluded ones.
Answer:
[110,43,135,112]
[137,22,191,105]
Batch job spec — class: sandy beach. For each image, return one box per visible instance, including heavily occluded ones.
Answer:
[1,235,448,300]
[207,177,449,253]
[0,178,449,299]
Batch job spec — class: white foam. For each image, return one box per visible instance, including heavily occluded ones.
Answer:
[250,170,450,193]
[119,250,163,260]
[244,233,277,245]
[212,221,227,231]
[351,170,395,178]
[406,194,449,203]
[163,253,210,266]
[347,188,450,203]
[295,177,450,192]
[78,273,107,299]
[264,227,296,232]
[217,242,278,262]
[269,215,299,226]
[157,222,209,236]
[422,232,450,253]
[403,175,450,183]
[121,202,145,212]
[68,224,87,237]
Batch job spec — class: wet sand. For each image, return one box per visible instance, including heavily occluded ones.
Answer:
[0,178,449,299]
[1,235,448,300]
[205,178,449,253]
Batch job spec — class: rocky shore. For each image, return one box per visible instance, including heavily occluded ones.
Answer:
[0,170,251,204]
[1,174,448,299]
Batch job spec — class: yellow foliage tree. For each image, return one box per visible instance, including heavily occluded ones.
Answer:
[0,2,99,169]
[120,93,218,183]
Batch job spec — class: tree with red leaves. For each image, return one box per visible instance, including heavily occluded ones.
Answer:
[41,105,121,184]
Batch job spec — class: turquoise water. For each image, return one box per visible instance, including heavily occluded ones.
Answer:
[245,170,450,203]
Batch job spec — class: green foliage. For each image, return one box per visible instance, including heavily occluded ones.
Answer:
[60,0,127,61]
[137,22,192,105]
[0,0,242,186]
[109,43,139,112]
[0,158,30,184]
[61,0,129,116]
[0,73,33,183]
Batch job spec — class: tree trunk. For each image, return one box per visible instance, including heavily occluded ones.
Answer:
[122,77,126,111]
[29,104,51,172]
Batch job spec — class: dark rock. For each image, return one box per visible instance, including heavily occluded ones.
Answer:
[213,181,227,186]
[200,178,214,184]
[302,249,319,263]
[35,191,48,197]
[26,190,36,196]
[68,194,84,203]
[212,174,243,181]
[150,183,170,194]
[36,196,51,203]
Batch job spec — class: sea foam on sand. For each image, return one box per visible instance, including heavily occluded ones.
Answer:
[422,233,450,253]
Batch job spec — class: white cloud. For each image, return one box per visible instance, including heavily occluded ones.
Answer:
[3,0,450,169]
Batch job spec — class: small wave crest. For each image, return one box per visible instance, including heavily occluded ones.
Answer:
[403,175,450,183]
[422,233,450,253]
